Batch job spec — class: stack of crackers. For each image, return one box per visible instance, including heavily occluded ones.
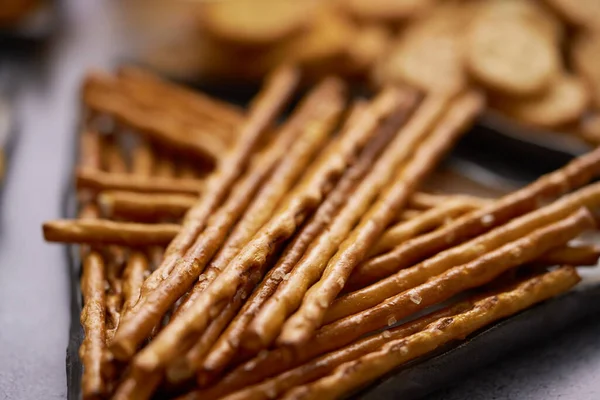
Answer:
[42,65,600,399]
[132,0,600,143]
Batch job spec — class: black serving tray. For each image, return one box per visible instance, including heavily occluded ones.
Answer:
[64,94,600,399]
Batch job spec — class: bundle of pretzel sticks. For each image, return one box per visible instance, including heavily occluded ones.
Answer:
[43,64,600,400]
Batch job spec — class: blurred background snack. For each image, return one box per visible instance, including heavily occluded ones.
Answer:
[120,0,600,145]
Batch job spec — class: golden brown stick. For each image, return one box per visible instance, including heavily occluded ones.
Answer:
[347,146,600,289]
[79,130,103,171]
[43,219,180,246]
[99,191,197,221]
[121,251,150,314]
[198,103,408,381]
[281,92,484,344]
[131,137,154,176]
[76,169,204,195]
[83,72,229,163]
[130,87,415,375]
[283,266,581,400]
[102,135,128,173]
[538,244,600,266]
[111,370,162,400]
[325,183,600,323]
[114,77,236,144]
[117,66,245,129]
[370,198,485,256]
[77,128,108,399]
[164,79,348,381]
[102,134,128,343]
[244,93,452,350]
[195,209,592,399]
[79,251,108,399]
[108,66,302,360]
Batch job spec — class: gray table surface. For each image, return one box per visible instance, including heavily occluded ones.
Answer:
[1,1,599,399]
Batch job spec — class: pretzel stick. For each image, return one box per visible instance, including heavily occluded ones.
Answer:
[537,244,600,266]
[163,79,348,381]
[83,72,229,162]
[196,100,409,381]
[325,183,600,323]
[244,93,450,350]
[43,219,180,246]
[114,77,236,144]
[372,198,486,256]
[195,208,592,399]
[102,135,128,342]
[98,192,442,224]
[283,266,581,400]
[130,87,415,375]
[348,146,600,289]
[109,67,307,360]
[79,250,108,399]
[77,129,108,399]
[117,66,244,130]
[76,169,204,195]
[99,191,197,221]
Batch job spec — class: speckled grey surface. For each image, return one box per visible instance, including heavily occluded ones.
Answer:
[2,2,600,399]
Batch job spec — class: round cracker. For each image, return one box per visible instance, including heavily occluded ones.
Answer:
[374,6,466,94]
[498,74,590,127]
[543,0,600,30]
[572,33,600,109]
[466,1,560,96]
[342,0,435,23]
[199,0,314,46]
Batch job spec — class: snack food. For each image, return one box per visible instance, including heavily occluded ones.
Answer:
[43,66,600,400]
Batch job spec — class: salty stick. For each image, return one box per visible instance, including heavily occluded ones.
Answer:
[348,146,600,288]
[537,244,600,266]
[325,183,600,323]
[102,134,128,341]
[83,72,229,162]
[130,87,415,373]
[198,100,406,380]
[245,94,452,350]
[370,198,485,256]
[76,169,204,195]
[195,209,592,398]
[117,66,244,129]
[77,128,108,399]
[283,266,581,400]
[79,251,108,399]
[43,219,180,246]
[99,191,197,221]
